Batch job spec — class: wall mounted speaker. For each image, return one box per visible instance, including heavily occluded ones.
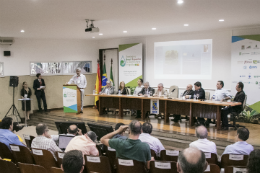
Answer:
[4,51,11,56]
[9,76,19,87]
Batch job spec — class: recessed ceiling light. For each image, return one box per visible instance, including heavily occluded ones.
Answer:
[99,33,103,35]
[123,31,127,33]
[20,30,25,33]
[219,19,225,22]
[92,37,95,38]
[152,28,157,30]
[177,0,184,4]
[184,24,189,26]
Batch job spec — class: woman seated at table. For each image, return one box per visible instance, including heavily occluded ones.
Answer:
[21,82,32,120]
[118,81,129,95]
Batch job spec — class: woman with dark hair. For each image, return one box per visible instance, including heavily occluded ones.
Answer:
[21,82,32,120]
[118,81,129,95]
[247,149,260,173]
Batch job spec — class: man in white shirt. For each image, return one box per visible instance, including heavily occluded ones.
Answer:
[222,127,254,156]
[134,78,144,94]
[153,83,167,97]
[189,126,217,154]
[67,68,87,113]
[139,122,165,157]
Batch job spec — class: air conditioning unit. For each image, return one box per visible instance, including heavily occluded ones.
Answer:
[0,37,14,45]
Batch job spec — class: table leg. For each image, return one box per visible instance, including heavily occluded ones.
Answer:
[141,99,144,120]
[99,97,103,115]
[164,100,168,124]
[119,98,122,118]
[189,103,194,127]
[217,106,221,130]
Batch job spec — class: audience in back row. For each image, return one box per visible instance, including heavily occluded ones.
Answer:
[62,150,84,173]
[247,149,260,173]
[113,123,128,140]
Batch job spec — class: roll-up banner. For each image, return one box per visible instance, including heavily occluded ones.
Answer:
[231,35,260,115]
[119,43,143,87]
[63,85,78,113]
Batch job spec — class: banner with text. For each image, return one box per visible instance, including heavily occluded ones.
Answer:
[231,35,260,114]
[119,43,143,87]
[63,85,77,113]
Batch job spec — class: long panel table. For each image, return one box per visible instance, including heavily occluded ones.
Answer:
[86,94,241,130]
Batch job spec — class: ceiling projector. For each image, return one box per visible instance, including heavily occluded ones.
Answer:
[85,19,99,33]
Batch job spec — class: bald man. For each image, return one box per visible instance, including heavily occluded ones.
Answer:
[189,126,217,154]
[177,147,208,173]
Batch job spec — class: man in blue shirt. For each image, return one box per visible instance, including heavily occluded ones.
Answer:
[0,117,25,149]
[112,123,127,140]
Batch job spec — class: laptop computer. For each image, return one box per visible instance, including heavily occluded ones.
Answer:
[58,134,75,150]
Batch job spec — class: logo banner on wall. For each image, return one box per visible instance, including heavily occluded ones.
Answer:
[231,35,260,114]
[150,99,159,114]
[63,85,77,113]
[119,43,143,87]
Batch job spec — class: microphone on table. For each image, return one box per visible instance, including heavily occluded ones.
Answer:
[171,89,175,92]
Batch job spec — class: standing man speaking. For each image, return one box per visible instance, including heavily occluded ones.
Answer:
[66,68,87,113]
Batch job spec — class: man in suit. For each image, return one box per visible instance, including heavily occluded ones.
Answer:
[153,83,167,97]
[33,73,48,113]
[138,82,154,96]
[194,81,206,125]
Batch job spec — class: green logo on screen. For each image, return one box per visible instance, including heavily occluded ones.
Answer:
[120,56,126,67]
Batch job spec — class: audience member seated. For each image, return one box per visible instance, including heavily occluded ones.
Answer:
[118,81,129,95]
[0,117,25,149]
[221,82,246,130]
[61,150,84,173]
[189,126,217,154]
[112,123,127,139]
[222,127,254,156]
[177,147,208,173]
[100,120,152,169]
[139,122,165,157]
[65,131,99,156]
[247,149,260,173]
[52,124,83,142]
[153,83,167,97]
[31,123,62,160]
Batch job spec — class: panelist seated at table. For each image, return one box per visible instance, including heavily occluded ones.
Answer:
[194,81,206,126]
[117,81,130,95]
[138,82,154,96]
[153,83,167,97]
[101,81,114,95]
[134,78,144,94]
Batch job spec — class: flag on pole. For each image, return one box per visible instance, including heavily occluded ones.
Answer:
[110,59,114,86]
[102,55,107,88]
[95,61,101,105]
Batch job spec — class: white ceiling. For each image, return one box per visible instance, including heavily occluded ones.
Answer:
[1,0,260,40]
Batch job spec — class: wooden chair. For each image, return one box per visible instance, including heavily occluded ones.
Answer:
[116,158,147,173]
[10,144,34,164]
[224,166,247,173]
[205,92,210,100]
[84,155,112,173]
[51,167,64,173]
[160,150,180,162]
[23,134,35,150]
[204,164,220,173]
[55,151,65,168]
[220,154,248,168]
[204,153,218,165]
[18,162,48,173]
[0,142,15,162]
[106,147,117,171]
[150,161,177,173]
[0,159,20,173]
[31,148,58,172]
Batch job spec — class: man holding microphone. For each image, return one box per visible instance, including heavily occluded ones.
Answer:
[66,68,87,113]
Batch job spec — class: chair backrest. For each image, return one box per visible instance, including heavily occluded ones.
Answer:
[18,162,48,173]
[204,153,218,165]
[116,158,147,173]
[55,151,65,168]
[224,166,247,173]
[10,144,34,164]
[0,142,15,162]
[127,88,131,95]
[220,154,248,168]
[160,150,180,162]
[169,86,179,98]
[150,150,157,159]
[106,147,117,170]
[0,159,20,173]
[204,164,220,173]
[32,148,58,172]
[242,95,247,110]
[23,134,35,150]
[51,167,64,173]
[84,155,112,173]
[150,161,177,173]
[205,92,210,100]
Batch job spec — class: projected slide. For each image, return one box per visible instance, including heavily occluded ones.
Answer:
[154,39,212,79]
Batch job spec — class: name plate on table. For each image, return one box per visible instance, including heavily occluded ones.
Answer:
[108,147,116,151]
[118,159,134,166]
[229,155,244,160]
[23,134,30,140]
[204,153,211,158]
[10,146,20,152]
[87,156,101,163]
[58,153,65,159]
[32,149,43,155]
[155,162,171,169]
[233,167,247,173]
[205,165,210,172]
[166,150,179,156]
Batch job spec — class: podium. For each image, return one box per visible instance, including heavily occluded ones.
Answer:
[63,84,81,113]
